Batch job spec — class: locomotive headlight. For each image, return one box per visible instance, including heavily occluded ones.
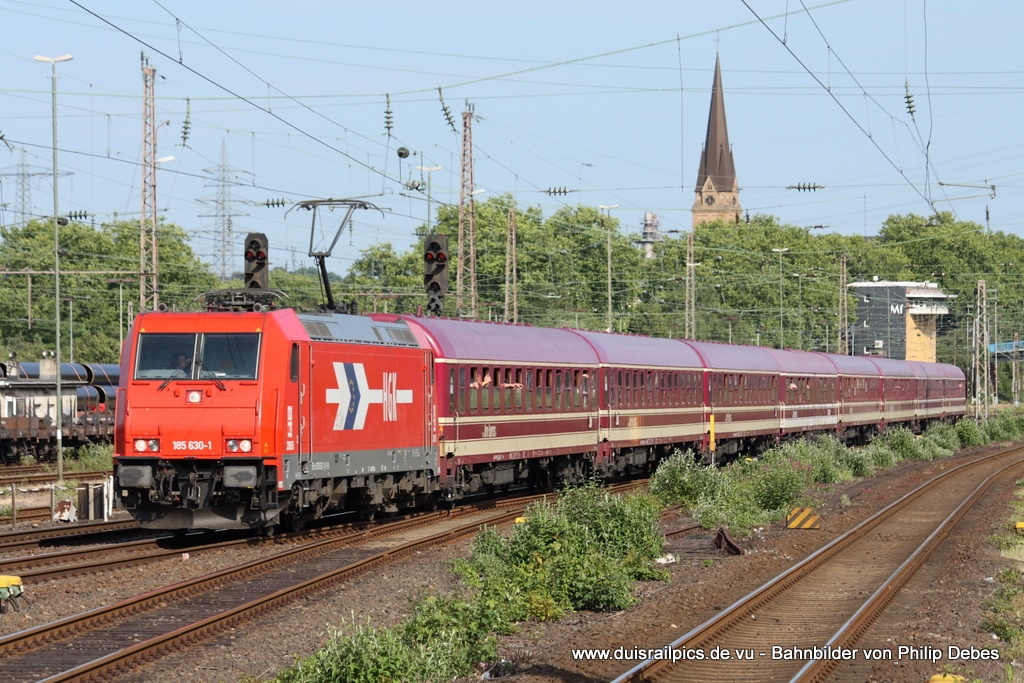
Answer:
[134,439,148,452]
[226,439,239,452]
[147,439,160,452]
[239,439,253,453]
[186,390,203,404]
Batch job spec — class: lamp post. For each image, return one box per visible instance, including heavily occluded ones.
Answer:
[35,53,72,483]
[107,279,135,349]
[599,205,619,333]
[771,248,789,349]
[416,165,442,230]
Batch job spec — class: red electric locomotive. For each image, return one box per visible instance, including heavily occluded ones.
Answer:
[114,308,436,531]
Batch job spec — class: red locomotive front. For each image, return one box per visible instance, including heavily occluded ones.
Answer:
[114,308,435,531]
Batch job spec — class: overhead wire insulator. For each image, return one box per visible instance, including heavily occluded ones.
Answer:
[438,87,457,134]
[181,98,191,146]
[384,93,393,136]
[259,198,287,208]
[544,187,575,196]
[786,183,824,192]
[904,81,916,118]
[66,211,89,221]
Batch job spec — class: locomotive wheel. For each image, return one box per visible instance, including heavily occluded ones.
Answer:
[260,523,277,538]
[359,505,378,522]
[284,513,305,533]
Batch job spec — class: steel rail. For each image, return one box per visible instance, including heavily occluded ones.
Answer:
[0,480,645,680]
[0,470,110,486]
[0,506,50,525]
[611,446,1024,683]
[788,455,1022,682]
[35,510,524,683]
[0,518,139,552]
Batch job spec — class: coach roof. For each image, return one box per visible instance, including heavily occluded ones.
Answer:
[568,330,705,368]
[681,340,779,373]
[761,348,838,376]
[376,315,600,365]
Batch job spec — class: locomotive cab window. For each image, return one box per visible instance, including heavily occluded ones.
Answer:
[134,332,261,380]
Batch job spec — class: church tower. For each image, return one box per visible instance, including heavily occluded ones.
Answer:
[692,55,741,229]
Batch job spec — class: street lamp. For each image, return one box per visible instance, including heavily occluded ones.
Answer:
[599,205,619,333]
[35,53,72,482]
[416,165,442,229]
[771,248,789,349]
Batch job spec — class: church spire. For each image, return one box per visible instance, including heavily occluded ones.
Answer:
[692,55,741,228]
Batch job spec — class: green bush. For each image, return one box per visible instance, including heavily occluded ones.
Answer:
[838,449,875,477]
[880,427,928,461]
[750,461,809,510]
[955,419,988,447]
[69,443,113,472]
[649,451,726,507]
[273,597,498,683]
[924,422,961,451]
[455,482,668,624]
[865,442,897,468]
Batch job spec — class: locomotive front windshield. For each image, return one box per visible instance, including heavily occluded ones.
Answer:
[134,333,261,380]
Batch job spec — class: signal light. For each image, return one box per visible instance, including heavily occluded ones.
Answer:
[424,234,449,314]
[243,232,269,289]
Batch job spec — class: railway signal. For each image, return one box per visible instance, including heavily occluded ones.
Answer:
[424,234,449,314]
[244,233,269,289]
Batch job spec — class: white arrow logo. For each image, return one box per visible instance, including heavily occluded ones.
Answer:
[325,362,413,430]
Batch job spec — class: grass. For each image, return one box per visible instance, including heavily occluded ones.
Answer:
[265,481,668,683]
[650,415,1021,533]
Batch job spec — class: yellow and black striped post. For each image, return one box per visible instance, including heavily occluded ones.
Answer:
[787,507,820,529]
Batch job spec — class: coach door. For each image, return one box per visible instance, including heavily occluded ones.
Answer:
[297,343,311,460]
[423,351,435,463]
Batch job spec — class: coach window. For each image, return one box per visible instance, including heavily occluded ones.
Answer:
[513,369,525,411]
[536,369,545,410]
[458,367,467,413]
[553,370,563,411]
[545,369,555,410]
[467,367,477,412]
[480,368,494,412]
[290,344,299,383]
[489,367,500,411]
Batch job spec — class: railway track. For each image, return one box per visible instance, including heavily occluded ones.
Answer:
[0,518,140,553]
[0,469,110,487]
[0,482,642,682]
[610,447,1024,683]
[0,466,47,477]
[0,506,51,525]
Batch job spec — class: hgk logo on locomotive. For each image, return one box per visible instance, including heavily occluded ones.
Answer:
[325,362,413,430]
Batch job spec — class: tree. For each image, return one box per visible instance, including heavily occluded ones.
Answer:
[0,218,217,363]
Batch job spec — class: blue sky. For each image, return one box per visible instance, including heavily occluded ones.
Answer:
[2,0,1022,276]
